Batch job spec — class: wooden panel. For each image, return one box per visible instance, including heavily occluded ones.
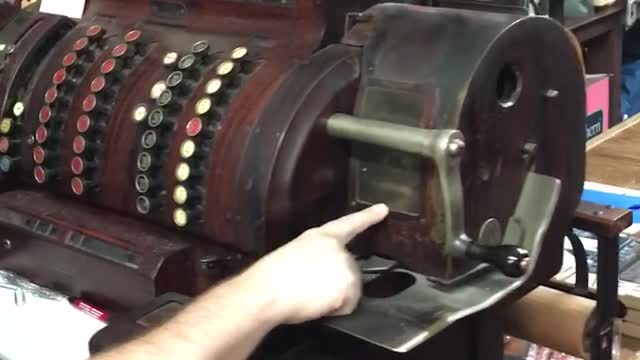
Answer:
[586,114,640,190]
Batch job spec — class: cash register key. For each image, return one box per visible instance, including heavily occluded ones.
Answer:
[180,139,196,159]
[135,174,152,194]
[132,104,148,124]
[52,69,67,85]
[82,94,108,114]
[35,126,48,144]
[124,30,142,43]
[0,156,17,173]
[178,54,197,70]
[205,78,222,95]
[82,95,98,113]
[32,146,46,164]
[186,117,203,137]
[71,157,97,176]
[100,58,119,76]
[76,115,92,133]
[86,25,105,40]
[72,136,87,154]
[91,76,107,93]
[216,61,235,77]
[62,52,78,67]
[0,137,16,153]
[194,97,212,116]
[166,71,184,88]
[112,43,133,58]
[0,44,14,54]
[71,156,86,175]
[44,88,58,104]
[192,40,210,57]
[150,81,167,100]
[173,208,188,227]
[71,177,91,195]
[173,185,188,205]
[39,106,52,124]
[0,118,13,135]
[12,102,24,117]
[137,152,154,172]
[34,166,59,183]
[147,109,168,128]
[141,130,158,149]
[175,162,190,182]
[73,37,89,52]
[231,47,248,61]
[136,196,153,215]
[156,89,174,108]
[163,52,179,67]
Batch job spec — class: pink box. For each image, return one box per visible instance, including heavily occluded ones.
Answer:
[585,74,610,140]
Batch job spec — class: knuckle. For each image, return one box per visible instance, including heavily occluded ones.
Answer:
[301,228,321,238]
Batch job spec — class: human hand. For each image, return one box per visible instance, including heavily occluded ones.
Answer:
[241,204,389,325]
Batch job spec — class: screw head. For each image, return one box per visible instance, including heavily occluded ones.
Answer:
[1,239,11,250]
[447,139,466,157]
[544,89,559,98]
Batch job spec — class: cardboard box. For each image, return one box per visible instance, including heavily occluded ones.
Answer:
[585,74,610,140]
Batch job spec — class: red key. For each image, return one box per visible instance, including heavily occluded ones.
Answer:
[71,156,84,175]
[44,88,58,104]
[73,37,89,52]
[73,136,86,154]
[82,95,97,112]
[52,69,66,85]
[35,126,48,144]
[62,52,77,67]
[124,30,142,43]
[186,117,203,137]
[91,76,106,93]
[77,115,91,133]
[34,166,46,184]
[33,146,46,164]
[71,177,85,195]
[100,59,117,75]
[39,106,52,124]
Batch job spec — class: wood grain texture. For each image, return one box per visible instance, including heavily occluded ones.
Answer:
[586,114,640,190]
[504,286,596,358]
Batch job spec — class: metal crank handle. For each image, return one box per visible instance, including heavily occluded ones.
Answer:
[465,243,530,278]
[326,113,471,256]
[326,113,532,278]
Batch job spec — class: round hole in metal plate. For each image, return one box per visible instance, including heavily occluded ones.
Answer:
[496,64,522,108]
[363,271,416,299]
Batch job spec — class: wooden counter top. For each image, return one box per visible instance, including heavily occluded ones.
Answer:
[586,115,640,190]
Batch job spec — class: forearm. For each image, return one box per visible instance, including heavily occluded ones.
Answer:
[93,272,280,360]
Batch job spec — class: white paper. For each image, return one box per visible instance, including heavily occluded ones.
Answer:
[39,0,86,19]
[0,286,106,360]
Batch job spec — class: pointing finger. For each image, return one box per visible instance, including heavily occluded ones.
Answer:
[319,204,389,245]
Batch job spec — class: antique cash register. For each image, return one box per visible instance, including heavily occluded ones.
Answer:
[0,1,586,359]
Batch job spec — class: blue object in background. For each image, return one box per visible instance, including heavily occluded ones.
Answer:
[621,58,640,120]
[582,189,640,223]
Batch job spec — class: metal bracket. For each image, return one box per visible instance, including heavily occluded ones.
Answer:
[325,171,561,352]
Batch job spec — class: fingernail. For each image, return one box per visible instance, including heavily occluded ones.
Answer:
[372,204,389,215]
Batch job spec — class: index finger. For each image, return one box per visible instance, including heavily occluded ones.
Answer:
[319,204,389,245]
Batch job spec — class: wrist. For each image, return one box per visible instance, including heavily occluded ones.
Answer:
[225,268,287,328]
